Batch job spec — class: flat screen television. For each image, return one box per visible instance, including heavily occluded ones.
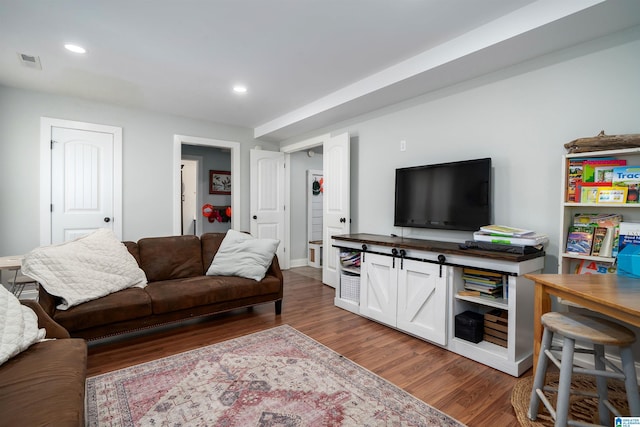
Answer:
[394,157,491,231]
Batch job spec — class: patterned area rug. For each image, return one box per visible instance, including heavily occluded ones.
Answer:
[86,325,465,426]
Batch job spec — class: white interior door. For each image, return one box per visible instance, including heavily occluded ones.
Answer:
[48,122,121,244]
[250,150,286,262]
[322,132,350,287]
[181,158,199,235]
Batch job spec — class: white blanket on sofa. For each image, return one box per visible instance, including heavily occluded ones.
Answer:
[0,286,45,366]
[22,229,147,310]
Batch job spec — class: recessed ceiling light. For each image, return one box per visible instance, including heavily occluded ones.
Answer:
[64,44,86,54]
[233,85,247,94]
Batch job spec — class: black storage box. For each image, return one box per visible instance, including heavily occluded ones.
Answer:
[455,311,484,343]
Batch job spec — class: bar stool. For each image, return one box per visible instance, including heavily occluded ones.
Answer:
[528,312,640,427]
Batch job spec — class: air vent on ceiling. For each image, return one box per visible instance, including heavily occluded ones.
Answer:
[17,52,42,70]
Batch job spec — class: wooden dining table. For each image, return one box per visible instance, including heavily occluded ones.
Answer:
[524,273,640,376]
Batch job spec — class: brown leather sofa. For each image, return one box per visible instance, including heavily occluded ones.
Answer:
[0,300,87,427]
[37,232,284,340]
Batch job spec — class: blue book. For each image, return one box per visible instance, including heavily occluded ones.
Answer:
[618,222,640,254]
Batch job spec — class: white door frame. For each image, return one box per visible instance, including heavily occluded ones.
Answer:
[281,133,330,271]
[40,117,123,245]
[173,135,241,235]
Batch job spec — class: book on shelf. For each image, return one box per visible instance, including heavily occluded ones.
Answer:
[573,213,622,258]
[612,226,623,258]
[612,166,640,203]
[566,158,586,202]
[617,222,640,254]
[463,286,503,299]
[582,158,627,184]
[462,267,503,278]
[576,183,627,204]
[573,213,623,225]
[478,225,533,237]
[461,268,504,280]
[596,187,627,204]
[463,282,502,293]
[590,227,608,256]
[457,290,481,297]
[574,259,616,275]
[579,185,601,204]
[462,275,501,285]
[462,278,502,288]
[566,225,595,254]
[473,231,548,246]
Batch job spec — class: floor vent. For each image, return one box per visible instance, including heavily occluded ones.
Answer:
[17,52,42,70]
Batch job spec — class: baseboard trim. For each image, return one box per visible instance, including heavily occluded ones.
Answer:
[290,258,311,268]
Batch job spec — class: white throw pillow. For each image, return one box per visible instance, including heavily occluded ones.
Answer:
[206,229,279,281]
[0,285,46,366]
[21,229,148,310]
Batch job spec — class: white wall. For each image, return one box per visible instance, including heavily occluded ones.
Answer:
[0,86,278,256]
[282,26,640,273]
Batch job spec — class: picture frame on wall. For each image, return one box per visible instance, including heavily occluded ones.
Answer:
[209,170,231,195]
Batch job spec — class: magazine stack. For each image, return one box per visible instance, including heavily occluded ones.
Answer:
[472,225,548,254]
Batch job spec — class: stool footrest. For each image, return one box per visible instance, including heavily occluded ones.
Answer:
[602,356,625,376]
[550,345,595,356]
[542,385,600,399]
[603,399,622,417]
[574,366,625,380]
[534,388,557,421]
[544,348,564,370]
[567,420,606,427]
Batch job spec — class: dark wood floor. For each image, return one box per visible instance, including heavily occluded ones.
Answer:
[87,266,530,426]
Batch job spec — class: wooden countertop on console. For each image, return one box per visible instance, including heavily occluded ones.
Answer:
[332,233,545,262]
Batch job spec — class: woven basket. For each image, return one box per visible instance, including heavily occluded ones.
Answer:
[511,373,629,426]
[340,273,360,302]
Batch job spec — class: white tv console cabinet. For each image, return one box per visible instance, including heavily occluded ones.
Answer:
[332,234,545,377]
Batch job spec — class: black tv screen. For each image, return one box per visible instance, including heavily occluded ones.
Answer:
[394,158,491,231]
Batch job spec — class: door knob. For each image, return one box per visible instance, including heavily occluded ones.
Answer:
[253,215,257,220]
[104,217,111,223]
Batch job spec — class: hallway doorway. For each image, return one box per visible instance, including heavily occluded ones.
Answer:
[181,157,199,235]
[173,135,240,236]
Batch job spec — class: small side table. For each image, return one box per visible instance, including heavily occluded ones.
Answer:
[0,255,33,297]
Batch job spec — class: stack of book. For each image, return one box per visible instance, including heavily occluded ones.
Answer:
[461,268,505,299]
[473,225,548,250]
[566,213,622,258]
[565,156,640,204]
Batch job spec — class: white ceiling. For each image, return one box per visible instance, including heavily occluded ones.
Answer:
[1,0,639,142]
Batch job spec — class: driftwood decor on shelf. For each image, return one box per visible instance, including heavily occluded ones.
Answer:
[565,130,640,153]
